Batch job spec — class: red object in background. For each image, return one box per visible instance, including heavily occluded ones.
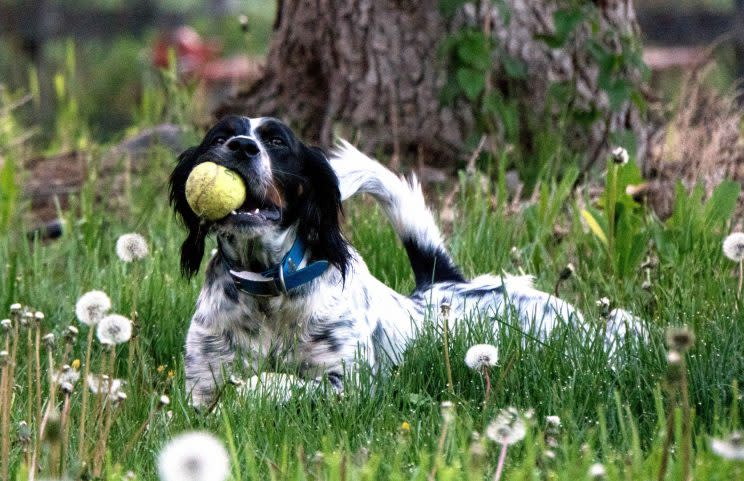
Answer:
[152,26,221,77]
[152,25,259,85]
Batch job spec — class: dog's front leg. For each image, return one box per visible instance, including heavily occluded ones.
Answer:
[185,321,235,408]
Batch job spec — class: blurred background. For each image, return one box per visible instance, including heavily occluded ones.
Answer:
[0,0,743,231]
[0,0,740,143]
[0,0,275,140]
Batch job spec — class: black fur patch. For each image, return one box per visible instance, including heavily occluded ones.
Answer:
[403,239,465,290]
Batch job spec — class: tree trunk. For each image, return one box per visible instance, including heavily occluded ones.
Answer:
[219,0,650,167]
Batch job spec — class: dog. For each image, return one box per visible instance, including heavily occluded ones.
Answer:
[170,116,638,407]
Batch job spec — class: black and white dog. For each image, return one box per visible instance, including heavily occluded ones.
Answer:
[170,116,635,406]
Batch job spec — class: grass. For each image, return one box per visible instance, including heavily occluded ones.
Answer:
[1,54,744,481]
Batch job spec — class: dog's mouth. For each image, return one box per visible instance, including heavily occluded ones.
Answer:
[226,193,281,224]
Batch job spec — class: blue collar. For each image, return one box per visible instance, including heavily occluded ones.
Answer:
[225,238,329,297]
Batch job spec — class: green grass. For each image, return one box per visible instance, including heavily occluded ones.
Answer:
[1,52,744,481]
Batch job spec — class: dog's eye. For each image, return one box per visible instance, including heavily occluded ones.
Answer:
[268,137,285,147]
[212,137,226,146]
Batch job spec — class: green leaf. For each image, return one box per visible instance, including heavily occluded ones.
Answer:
[456,68,485,101]
[438,0,469,17]
[704,180,741,227]
[554,8,584,39]
[502,55,527,79]
[582,208,608,246]
[456,32,491,70]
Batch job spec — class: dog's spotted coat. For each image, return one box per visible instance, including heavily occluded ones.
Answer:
[170,116,639,407]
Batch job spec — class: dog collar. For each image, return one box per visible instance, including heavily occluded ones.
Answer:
[225,238,329,297]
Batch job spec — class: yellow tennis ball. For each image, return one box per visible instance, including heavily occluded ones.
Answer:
[185,162,246,220]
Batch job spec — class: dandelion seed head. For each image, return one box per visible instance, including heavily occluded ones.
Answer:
[723,232,744,262]
[666,326,695,352]
[589,463,607,478]
[1,319,10,331]
[464,344,499,370]
[75,291,112,326]
[486,407,527,445]
[546,415,561,427]
[711,432,744,461]
[87,374,125,399]
[558,263,575,280]
[157,431,230,481]
[17,421,31,444]
[160,395,171,406]
[667,350,682,366]
[611,147,629,165]
[96,314,132,345]
[9,303,22,314]
[42,333,55,347]
[55,365,80,386]
[65,325,79,338]
[34,311,44,322]
[116,233,149,263]
[61,382,74,394]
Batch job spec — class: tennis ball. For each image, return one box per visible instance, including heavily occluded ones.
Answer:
[185,162,246,220]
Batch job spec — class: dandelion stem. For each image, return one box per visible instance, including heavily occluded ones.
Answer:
[26,327,33,427]
[442,310,454,395]
[680,358,692,481]
[428,419,450,481]
[484,368,492,406]
[492,443,509,481]
[657,400,676,481]
[60,392,72,476]
[738,260,742,297]
[0,324,16,481]
[77,328,94,460]
[34,323,42,435]
[92,347,117,475]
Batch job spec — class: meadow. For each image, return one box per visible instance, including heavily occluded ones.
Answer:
[2,30,744,481]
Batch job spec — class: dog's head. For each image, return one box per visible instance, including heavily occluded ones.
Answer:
[170,116,350,278]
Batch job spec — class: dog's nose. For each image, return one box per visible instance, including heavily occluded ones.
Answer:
[226,137,260,157]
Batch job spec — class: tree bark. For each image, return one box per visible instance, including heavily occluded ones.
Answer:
[219,0,650,167]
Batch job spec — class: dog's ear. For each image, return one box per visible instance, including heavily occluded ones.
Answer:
[298,146,352,279]
[170,146,208,277]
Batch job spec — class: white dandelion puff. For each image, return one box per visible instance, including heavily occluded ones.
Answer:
[546,415,561,427]
[54,365,81,386]
[464,344,499,370]
[157,431,230,481]
[711,432,744,461]
[611,147,629,165]
[96,314,132,345]
[724,232,744,262]
[75,290,112,326]
[486,407,527,445]
[86,374,125,398]
[588,463,607,478]
[116,233,149,263]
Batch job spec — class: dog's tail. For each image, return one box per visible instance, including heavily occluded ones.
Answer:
[330,140,465,290]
